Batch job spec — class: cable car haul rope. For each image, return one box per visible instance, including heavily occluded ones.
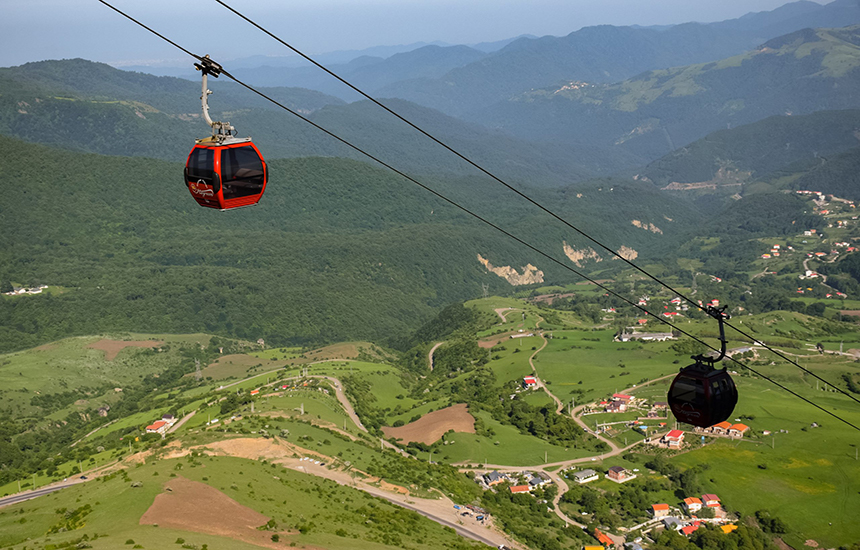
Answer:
[97,0,860,433]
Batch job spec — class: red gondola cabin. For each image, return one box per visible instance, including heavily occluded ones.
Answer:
[185,139,268,210]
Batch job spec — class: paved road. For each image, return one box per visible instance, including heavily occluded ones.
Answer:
[0,480,85,509]
[167,411,195,434]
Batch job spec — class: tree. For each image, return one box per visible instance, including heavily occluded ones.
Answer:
[0,280,12,294]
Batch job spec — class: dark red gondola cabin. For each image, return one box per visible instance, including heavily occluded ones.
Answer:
[668,363,738,427]
[185,139,268,210]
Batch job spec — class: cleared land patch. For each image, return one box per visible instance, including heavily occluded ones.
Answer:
[140,476,294,549]
[87,339,163,361]
[199,354,280,380]
[382,403,476,445]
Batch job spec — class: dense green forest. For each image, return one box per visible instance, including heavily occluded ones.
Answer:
[640,110,860,186]
[0,135,701,353]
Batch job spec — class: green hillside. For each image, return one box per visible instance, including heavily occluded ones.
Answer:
[0,58,610,186]
[0,136,697,353]
[476,26,860,163]
[639,110,860,187]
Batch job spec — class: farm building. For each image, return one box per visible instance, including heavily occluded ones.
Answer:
[572,469,599,484]
[606,466,634,482]
[710,421,732,434]
[728,423,749,437]
[522,376,538,389]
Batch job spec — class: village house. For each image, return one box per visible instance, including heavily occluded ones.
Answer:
[701,494,720,508]
[683,497,703,514]
[145,420,168,435]
[509,485,531,494]
[604,401,626,413]
[652,401,668,410]
[572,469,599,484]
[606,466,635,483]
[522,376,538,389]
[483,471,508,486]
[728,423,749,438]
[681,522,703,536]
[662,429,684,448]
[619,330,674,342]
[651,504,670,518]
[710,421,732,435]
[529,472,551,487]
[593,528,614,547]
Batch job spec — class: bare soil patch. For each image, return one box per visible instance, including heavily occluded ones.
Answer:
[140,477,294,549]
[199,354,277,380]
[382,404,476,445]
[839,310,860,317]
[528,293,576,305]
[478,331,522,348]
[87,339,163,361]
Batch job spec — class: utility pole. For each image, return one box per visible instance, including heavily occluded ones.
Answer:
[195,358,202,382]
[545,451,548,463]
[18,480,21,493]
[32,473,36,490]
[772,437,775,450]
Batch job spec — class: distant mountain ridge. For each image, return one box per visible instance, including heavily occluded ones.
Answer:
[375,0,860,117]
[0,58,623,185]
[471,25,860,165]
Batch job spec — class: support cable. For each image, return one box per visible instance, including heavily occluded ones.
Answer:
[215,0,860,407]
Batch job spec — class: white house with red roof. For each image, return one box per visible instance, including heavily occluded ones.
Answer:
[145,420,168,435]
[701,494,720,507]
[728,423,749,438]
[662,429,684,448]
[683,497,702,513]
[522,376,538,389]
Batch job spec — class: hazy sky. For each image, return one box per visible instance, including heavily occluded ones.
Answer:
[1,0,825,68]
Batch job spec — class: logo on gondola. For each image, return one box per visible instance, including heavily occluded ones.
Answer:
[190,179,215,198]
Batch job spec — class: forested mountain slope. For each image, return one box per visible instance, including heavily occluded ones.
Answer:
[0,136,697,353]
[639,110,860,187]
[0,59,614,185]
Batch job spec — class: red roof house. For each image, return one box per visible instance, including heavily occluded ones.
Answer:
[683,497,702,513]
[701,494,720,507]
[145,420,167,434]
[594,528,614,547]
[651,503,670,518]
[509,485,531,494]
[681,521,702,536]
